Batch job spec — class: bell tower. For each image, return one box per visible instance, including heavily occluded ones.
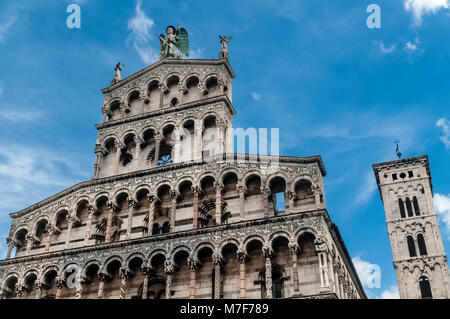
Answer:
[373,155,450,299]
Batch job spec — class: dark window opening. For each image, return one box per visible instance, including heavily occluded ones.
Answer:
[400,172,406,179]
[407,236,417,257]
[405,197,413,217]
[419,276,432,299]
[417,234,428,256]
[408,171,414,178]
[399,198,406,218]
[413,196,420,216]
[392,174,398,181]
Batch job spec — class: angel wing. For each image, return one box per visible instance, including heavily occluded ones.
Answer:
[159,33,166,50]
[175,27,189,57]
[225,35,233,42]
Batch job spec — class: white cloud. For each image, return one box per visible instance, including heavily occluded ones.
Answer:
[0,144,89,220]
[189,48,205,59]
[0,15,17,44]
[434,193,450,237]
[0,110,42,122]
[436,118,450,148]
[0,86,3,98]
[405,37,420,51]
[127,0,158,64]
[404,0,450,26]
[353,171,377,207]
[379,285,400,299]
[251,92,261,101]
[379,42,396,54]
[352,256,381,289]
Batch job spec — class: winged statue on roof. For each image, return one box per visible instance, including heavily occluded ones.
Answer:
[157,25,189,60]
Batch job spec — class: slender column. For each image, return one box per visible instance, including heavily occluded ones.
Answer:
[192,186,200,229]
[119,268,129,299]
[158,83,166,109]
[35,281,43,299]
[133,136,142,170]
[263,246,273,299]
[314,187,321,209]
[141,264,150,299]
[173,128,182,164]
[237,249,248,299]
[262,188,270,218]
[84,205,95,246]
[55,277,65,299]
[194,119,203,160]
[213,254,223,299]
[147,195,155,235]
[328,254,336,294]
[169,190,178,231]
[114,140,123,173]
[237,185,246,220]
[216,120,226,155]
[105,202,116,244]
[97,273,107,299]
[6,238,16,259]
[15,283,24,298]
[126,199,137,240]
[65,215,75,248]
[338,271,345,299]
[44,225,55,252]
[289,243,300,294]
[153,134,162,166]
[315,238,330,291]
[188,257,199,299]
[25,235,34,255]
[93,145,103,178]
[287,191,295,214]
[75,273,83,299]
[215,183,223,225]
[164,261,175,299]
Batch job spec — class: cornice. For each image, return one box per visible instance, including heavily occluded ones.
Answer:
[101,58,236,94]
[95,95,236,130]
[9,154,326,219]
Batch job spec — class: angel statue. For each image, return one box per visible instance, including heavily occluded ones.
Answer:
[219,35,233,60]
[157,25,189,60]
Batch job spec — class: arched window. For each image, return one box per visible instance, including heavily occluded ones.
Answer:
[152,223,160,235]
[417,234,427,256]
[398,198,406,218]
[419,276,432,299]
[405,197,413,217]
[407,236,417,257]
[413,196,420,216]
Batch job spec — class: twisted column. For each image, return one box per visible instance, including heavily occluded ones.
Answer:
[263,246,274,299]
[119,268,129,299]
[289,243,300,294]
[213,254,223,299]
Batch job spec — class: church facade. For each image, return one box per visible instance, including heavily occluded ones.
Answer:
[0,47,365,299]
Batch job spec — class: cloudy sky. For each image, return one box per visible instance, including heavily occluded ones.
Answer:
[0,0,450,299]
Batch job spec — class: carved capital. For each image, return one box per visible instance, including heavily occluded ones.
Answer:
[262,245,274,259]
[188,257,200,271]
[164,260,176,274]
[55,277,66,289]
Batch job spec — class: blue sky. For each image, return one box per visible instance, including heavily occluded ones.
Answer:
[0,0,450,299]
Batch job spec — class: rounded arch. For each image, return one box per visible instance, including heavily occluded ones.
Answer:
[291,176,315,193]
[120,129,138,145]
[266,173,289,190]
[182,72,202,85]
[100,255,124,273]
[101,134,119,152]
[170,245,191,265]
[133,184,152,201]
[218,238,240,259]
[125,87,142,103]
[294,228,319,243]
[94,193,110,209]
[220,168,241,184]
[106,97,122,112]
[197,171,217,186]
[155,181,174,195]
[81,259,101,277]
[243,235,266,254]
[175,177,194,193]
[40,265,60,282]
[192,242,216,259]
[113,189,131,204]
[269,231,292,247]
[164,73,181,86]
[125,252,146,269]
[53,207,71,227]
[32,217,49,235]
